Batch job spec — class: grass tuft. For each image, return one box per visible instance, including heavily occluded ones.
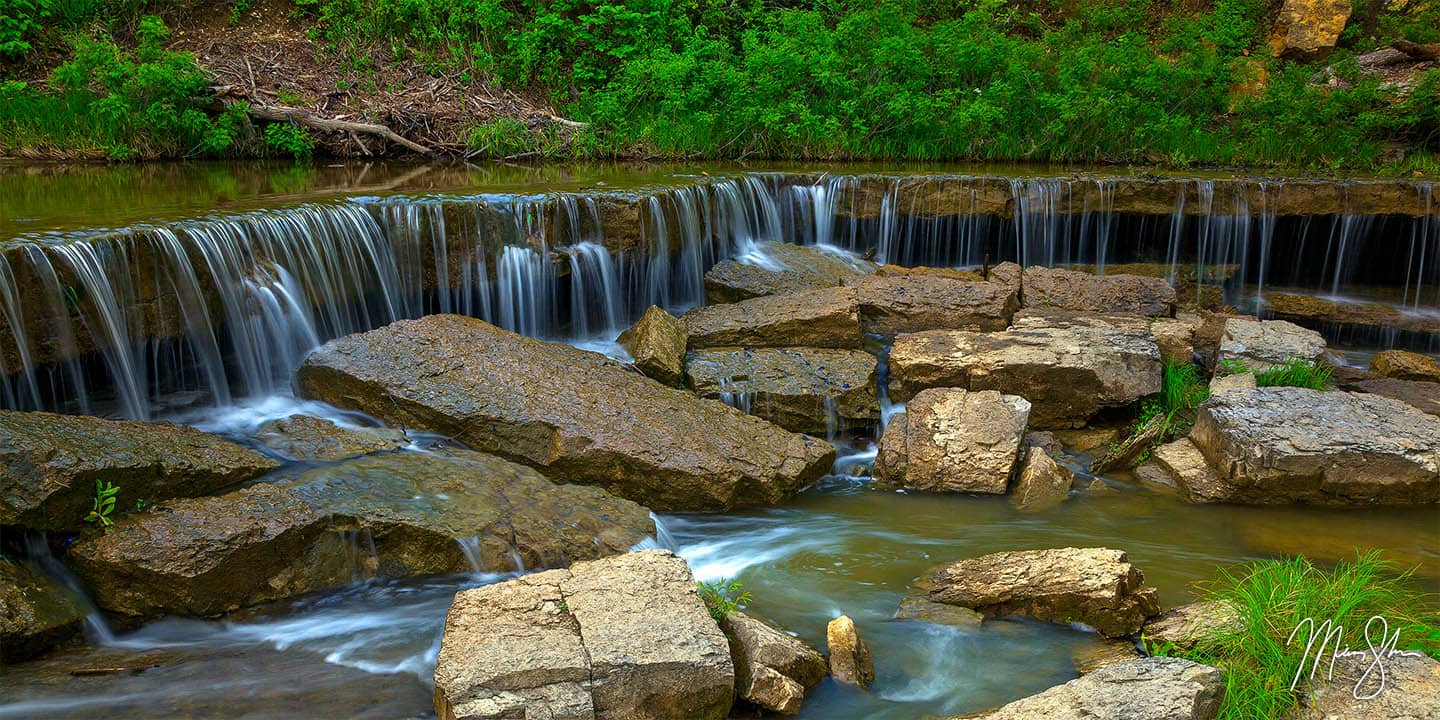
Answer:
[1253,358,1334,390]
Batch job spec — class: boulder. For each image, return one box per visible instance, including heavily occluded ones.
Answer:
[1189,388,1440,505]
[894,596,984,629]
[1271,0,1352,60]
[0,559,88,662]
[888,313,1161,428]
[704,242,876,303]
[1370,349,1440,383]
[255,414,408,462]
[1351,377,1440,417]
[719,611,827,715]
[1149,438,1227,503]
[874,265,984,282]
[1071,638,1144,675]
[825,615,874,689]
[69,450,655,620]
[1021,266,1176,317]
[1151,316,1198,365]
[988,261,1023,296]
[296,315,834,512]
[1053,427,1122,454]
[683,287,862,350]
[926,547,1161,637]
[1266,294,1440,338]
[0,410,279,532]
[1218,318,1326,372]
[842,274,1018,335]
[955,657,1223,720]
[874,388,1031,494]
[433,550,733,720]
[684,347,878,433]
[1295,651,1440,720]
[1141,601,1243,652]
[1209,371,1257,395]
[1010,447,1075,512]
[617,305,688,386]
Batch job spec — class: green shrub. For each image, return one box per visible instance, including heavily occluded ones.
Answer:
[697,577,750,620]
[262,122,314,159]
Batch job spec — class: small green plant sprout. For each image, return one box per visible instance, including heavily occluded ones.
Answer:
[84,480,119,529]
[697,578,751,620]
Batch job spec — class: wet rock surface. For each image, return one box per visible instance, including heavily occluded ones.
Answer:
[955,657,1223,720]
[684,287,863,350]
[255,414,408,462]
[0,559,87,663]
[825,615,874,690]
[875,388,1030,494]
[1370,349,1440,383]
[617,305,688,386]
[1021,266,1177,317]
[1189,387,1440,505]
[720,611,826,715]
[1010,447,1075,512]
[844,274,1018,335]
[1070,638,1144,675]
[1218,318,1326,372]
[0,410,279,532]
[684,347,878,433]
[69,449,655,620]
[1266,293,1440,338]
[296,315,834,511]
[1140,601,1243,652]
[433,550,733,720]
[926,547,1161,637]
[704,242,877,303]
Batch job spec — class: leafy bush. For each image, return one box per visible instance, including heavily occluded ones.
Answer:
[0,0,47,57]
[263,122,314,159]
[697,577,750,620]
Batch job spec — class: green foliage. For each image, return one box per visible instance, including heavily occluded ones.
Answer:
[1222,357,1336,389]
[697,577,750,620]
[262,122,314,159]
[1137,360,1209,441]
[0,0,47,57]
[83,479,119,528]
[1156,553,1439,720]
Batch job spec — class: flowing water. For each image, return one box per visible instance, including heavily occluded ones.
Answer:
[0,162,1437,719]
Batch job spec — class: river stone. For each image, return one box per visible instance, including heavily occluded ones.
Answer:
[1071,638,1144,675]
[895,596,985,629]
[888,313,1161,428]
[1141,601,1243,652]
[684,347,878,433]
[295,315,834,512]
[1011,447,1075,512]
[68,449,655,620]
[825,615,874,689]
[1272,0,1353,61]
[1265,293,1440,337]
[0,410,279,532]
[720,611,826,715]
[842,274,1018,335]
[255,414,408,462]
[1370,349,1440,383]
[1351,377,1440,418]
[1189,387,1440,505]
[926,547,1161,637]
[1218,318,1326,372]
[1149,438,1226,503]
[683,287,862,350]
[954,657,1223,720]
[874,388,1031,494]
[1151,316,1198,365]
[433,550,733,720]
[0,559,88,663]
[617,305,687,386]
[1022,266,1177,317]
[1209,371,1257,395]
[1293,642,1440,719]
[704,241,877,303]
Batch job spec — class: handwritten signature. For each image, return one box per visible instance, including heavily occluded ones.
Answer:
[1287,615,1425,700]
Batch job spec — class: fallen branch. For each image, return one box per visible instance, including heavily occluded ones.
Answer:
[71,664,160,676]
[1393,39,1440,61]
[244,103,434,156]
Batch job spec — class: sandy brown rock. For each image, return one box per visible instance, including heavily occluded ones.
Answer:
[617,305,688,386]
[1294,651,1440,720]
[825,615,874,690]
[0,410,279,532]
[1218,318,1326,372]
[1271,0,1351,59]
[69,450,654,620]
[704,242,877,303]
[434,550,733,720]
[1265,292,1440,337]
[1141,601,1243,652]
[1150,438,1227,503]
[895,596,984,629]
[843,274,1018,335]
[1351,377,1440,417]
[875,388,1030,494]
[684,347,878,433]
[1022,266,1177,317]
[927,547,1161,637]
[296,315,834,512]
[1071,638,1144,675]
[1370,349,1440,383]
[255,414,407,462]
[1209,371,1257,394]
[0,559,88,663]
[684,287,862,350]
[1151,316,1198,365]
[1189,387,1440,505]
[1011,447,1075,512]
[956,657,1223,720]
[720,611,826,715]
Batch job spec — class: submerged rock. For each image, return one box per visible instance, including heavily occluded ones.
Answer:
[894,596,984,629]
[0,559,88,663]
[69,450,654,620]
[1071,638,1144,675]
[704,241,877,303]
[1217,318,1326,372]
[843,274,1018,335]
[1021,266,1177,317]
[1370,349,1440,383]
[433,550,733,720]
[825,615,874,690]
[684,287,862,350]
[956,657,1223,720]
[1011,447,1075,512]
[1189,387,1440,505]
[296,315,834,511]
[684,347,878,433]
[874,388,1030,494]
[0,410,279,532]
[1266,293,1440,338]
[720,611,827,715]
[926,547,1161,637]
[617,305,688,386]
[255,414,408,462]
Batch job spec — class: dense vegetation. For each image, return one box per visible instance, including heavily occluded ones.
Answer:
[2,0,1439,168]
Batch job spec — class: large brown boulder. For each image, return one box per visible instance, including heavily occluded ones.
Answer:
[1189,388,1440,505]
[684,347,878,433]
[1218,318,1326,372]
[875,388,1030,494]
[433,550,733,720]
[295,315,834,511]
[1021,266,1177,317]
[955,657,1223,720]
[1351,377,1440,417]
[69,450,654,620]
[1370,349,1440,383]
[704,242,877,303]
[888,312,1161,427]
[0,559,88,663]
[1271,0,1353,60]
[926,547,1161,637]
[1010,446,1075,512]
[684,287,862,350]
[720,611,827,715]
[843,274,1018,335]
[0,410,279,532]
[617,305,688,386]
[255,414,408,462]
[825,615,874,689]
